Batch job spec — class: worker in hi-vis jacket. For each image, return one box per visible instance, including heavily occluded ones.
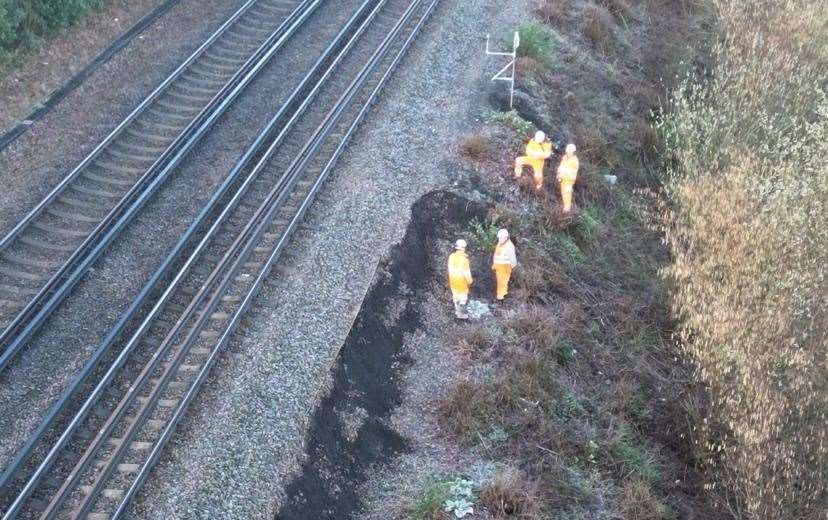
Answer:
[492,229,517,301]
[447,239,473,319]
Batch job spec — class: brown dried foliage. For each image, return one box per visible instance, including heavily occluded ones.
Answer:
[533,0,570,26]
[582,5,616,53]
[659,0,828,517]
[480,466,543,518]
[458,134,490,161]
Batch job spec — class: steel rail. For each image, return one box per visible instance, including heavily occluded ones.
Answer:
[4,0,438,514]
[0,0,323,374]
[0,0,265,349]
[0,0,383,515]
[0,0,258,254]
[116,2,441,516]
[0,0,367,501]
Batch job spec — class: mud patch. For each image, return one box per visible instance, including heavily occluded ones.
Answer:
[276,191,486,519]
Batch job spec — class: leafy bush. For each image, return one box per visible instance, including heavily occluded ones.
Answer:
[609,435,660,482]
[491,109,535,137]
[516,21,555,62]
[466,216,500,251]
[0,1,24,50]
[658,0,827,517]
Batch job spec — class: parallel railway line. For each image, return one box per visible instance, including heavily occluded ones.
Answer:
[0,0,318,373]
[0,0,439,517]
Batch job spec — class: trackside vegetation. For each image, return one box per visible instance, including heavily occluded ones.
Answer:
[411,0,721,518]
[658,0,827,517]
[0,0,105,65]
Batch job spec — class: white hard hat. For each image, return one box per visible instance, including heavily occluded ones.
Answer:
[534,130,546,142]
[497,229,509,240]
[455,239,467,250]
[566,143,577,154]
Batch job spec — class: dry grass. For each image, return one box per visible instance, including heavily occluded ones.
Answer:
[598,0,633,22]
[582,5,616,53]
[458,134,490,161]
[480,466,543,518]
[534,0,570,26]
[631,118,662,163]
[659,0,828,517]
[620,479,672,520]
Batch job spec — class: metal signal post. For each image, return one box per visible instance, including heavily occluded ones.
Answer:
[485,31,519,109]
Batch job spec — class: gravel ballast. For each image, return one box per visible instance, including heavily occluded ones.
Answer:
[127,0,529,517]
[0,0,370,472]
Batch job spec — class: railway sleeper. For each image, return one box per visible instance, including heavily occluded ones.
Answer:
[57,194,111,212]
[1,250,59,270]
[31,221,91,241]
[133,117,184,135]
[80,485,124,501]
[46,205,106,224]
[17,234,77,253]
[165,87,214,105]
[203,49,245,66]
[93,157,153,175]
[123,125,172,144]
[68,181,124,199]
[135,396,180,409]
[105,144,164,163]
[81,171,136,188]
[151,96,204,115]
[110,138,169,156]
[146,105,197,122]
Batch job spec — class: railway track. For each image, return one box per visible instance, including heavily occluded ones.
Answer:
[0,0,321,374]
[0,0,438,517]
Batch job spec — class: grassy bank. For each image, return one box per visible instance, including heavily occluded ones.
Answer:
[0,0,106,66]
[408,0,721,518]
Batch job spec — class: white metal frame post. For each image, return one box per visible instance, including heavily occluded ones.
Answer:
[485,31,520,109]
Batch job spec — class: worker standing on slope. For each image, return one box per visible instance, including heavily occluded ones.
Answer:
[447,239,473,319]
[514,130,553,191]
[556,143,579,212]
[492,229,517,301]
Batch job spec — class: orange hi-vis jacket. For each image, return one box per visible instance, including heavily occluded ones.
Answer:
[525,140,553,170]
[557,155,579,182]
[492,240,517,268]
[448,251,473,296]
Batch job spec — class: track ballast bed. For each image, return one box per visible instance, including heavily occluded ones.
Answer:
[0,0,439,518]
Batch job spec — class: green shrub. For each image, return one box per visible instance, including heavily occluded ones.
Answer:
[516,21,555,62]
[491,109,535,137]
[551,234,585,264]
[467,216,499,250]
[408,477,452,519]
[0,0,105,62]
[0,1,24,50]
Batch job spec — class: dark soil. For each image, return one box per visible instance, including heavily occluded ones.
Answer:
[276,191,487,520]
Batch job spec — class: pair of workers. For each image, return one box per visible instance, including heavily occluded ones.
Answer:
[447,229,517,319]
[514,131,580,212]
